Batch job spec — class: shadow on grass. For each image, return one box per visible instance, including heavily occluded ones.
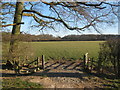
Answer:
[90,72,119,80]
[102,84,118,88]
[1,68,86,80]
[1,61,119,82]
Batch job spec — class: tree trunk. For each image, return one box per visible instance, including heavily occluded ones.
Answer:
[9,1,24,68]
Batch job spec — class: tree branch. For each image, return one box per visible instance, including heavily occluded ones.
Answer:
[1,22,24,27]
[2,2,16,8]
[22,10,61,21]
[42,1,106,9]
[23,9,96,31]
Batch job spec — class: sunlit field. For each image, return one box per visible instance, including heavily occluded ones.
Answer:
[2,41,105,61]
[25,41,104,60]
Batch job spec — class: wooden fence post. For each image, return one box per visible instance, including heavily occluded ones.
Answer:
[42,55,45,70]
[88,58,91,70]
[83,55,86,69]
[35,57,40,71]
[91,57,94,70]
[85,53,89,69]
[37,57,39,67]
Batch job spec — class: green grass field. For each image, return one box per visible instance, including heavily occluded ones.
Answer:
[2,41,104,61]
[23,41,104,60]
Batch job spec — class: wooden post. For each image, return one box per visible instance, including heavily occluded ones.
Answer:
[91,57,94,70]
[37,57,39,67]
[83,55,86,69]
[88,58,91,70]
[85,53,89,69]
[42,55,45,70]
[36,57,40,71]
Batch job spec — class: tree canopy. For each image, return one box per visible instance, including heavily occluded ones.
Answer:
[1,1,119,33]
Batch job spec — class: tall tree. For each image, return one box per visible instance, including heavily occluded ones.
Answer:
[9,1,24,56]
[1,1,119,68]
[8,2,24,72]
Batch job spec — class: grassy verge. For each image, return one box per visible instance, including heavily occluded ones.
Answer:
[103,78,120,88]
[2,78,42,88]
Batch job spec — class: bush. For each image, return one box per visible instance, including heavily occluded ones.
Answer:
[98,39,120,78]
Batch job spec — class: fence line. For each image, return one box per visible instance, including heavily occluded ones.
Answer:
[83,53,97,72]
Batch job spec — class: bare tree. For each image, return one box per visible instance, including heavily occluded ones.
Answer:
[1,1,119,31]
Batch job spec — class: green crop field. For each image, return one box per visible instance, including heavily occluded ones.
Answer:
[23,41,104,60]
[2,41,105,61]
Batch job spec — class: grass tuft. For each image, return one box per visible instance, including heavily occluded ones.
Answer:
[2,78,42,88]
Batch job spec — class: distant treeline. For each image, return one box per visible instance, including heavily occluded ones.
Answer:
[2,32,120,42]
[2,32,60,42]
[61,34,120,41]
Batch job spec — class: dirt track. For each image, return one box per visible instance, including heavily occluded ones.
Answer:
[1,60,108,88]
